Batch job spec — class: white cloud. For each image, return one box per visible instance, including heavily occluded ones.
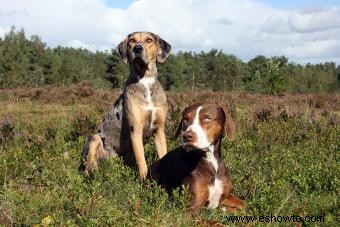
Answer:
[0,26,11,38]
[0,0,339,64]
[64,40,97,51]
[284,40,340,57]
[289,7,340,33]
[211,18,234,26]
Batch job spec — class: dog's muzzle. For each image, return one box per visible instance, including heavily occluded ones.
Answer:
[133,44,143,54]
[132,44,149,65]
[183,130,197,143]
[182,130,200,150]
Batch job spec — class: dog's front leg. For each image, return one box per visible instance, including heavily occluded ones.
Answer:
[219,194,245,212]
[125,88,149,179]
[154,126,167,159]
[153,107,167,159]
[189,180,209,213]
[130,125,148,179]
[126,101,148,179]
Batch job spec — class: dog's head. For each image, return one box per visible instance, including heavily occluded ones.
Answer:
[117,31,171,66]
[175,103,235,150]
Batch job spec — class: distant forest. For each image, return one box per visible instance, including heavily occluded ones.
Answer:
[0,27,339,94]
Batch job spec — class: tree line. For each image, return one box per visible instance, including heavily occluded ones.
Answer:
[0,27,339,94]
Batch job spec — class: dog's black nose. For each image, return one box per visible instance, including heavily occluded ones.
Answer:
[133,44,143,53]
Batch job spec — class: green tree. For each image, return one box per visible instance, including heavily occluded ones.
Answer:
[158,54,178,90]
[245,56,286,94]
[104,50,129,88]
[245,55,269,92]
[0,27,338,93]
[263,60,285,95]
[0,27,30,88]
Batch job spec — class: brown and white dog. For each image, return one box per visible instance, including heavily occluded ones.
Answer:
[80,32,171,179]
[148,103,244,212]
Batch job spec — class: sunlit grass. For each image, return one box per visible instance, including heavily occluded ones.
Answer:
[0,88,339,226]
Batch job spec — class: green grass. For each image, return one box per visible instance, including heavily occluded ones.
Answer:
[0,90,339,226]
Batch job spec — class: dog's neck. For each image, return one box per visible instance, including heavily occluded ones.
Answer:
[183,136,223,158]
[127,60,158,84]
[202,138,223,157]
[202,139,222,173]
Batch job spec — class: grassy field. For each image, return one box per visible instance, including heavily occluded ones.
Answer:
[0,84,339,226]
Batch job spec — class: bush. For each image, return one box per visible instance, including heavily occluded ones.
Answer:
[0,116,16,145]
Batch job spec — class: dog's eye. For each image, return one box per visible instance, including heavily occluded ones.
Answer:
[129,38,137,43]
[204,116,213,122]
[146,38,153,43]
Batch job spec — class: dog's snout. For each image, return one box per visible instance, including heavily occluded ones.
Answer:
[133,44,144,53]
[183,130,197,142]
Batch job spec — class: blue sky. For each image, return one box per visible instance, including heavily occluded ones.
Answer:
[1,0,340,64]
[104,0,340,9]
[103,0,134,9]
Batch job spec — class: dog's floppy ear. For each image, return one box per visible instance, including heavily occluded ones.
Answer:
[174,109,185,139]
[153,34,171,63]
[116,36,128,63]
[174,119,183,139]
[220,107,236,140]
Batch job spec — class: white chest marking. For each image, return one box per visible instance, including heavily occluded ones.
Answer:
[139,77,155,108]
[205,145,218,172]
[185,106,210,148]
[139,77,157,128]
[207,178,224,209]
[205,145,222,209]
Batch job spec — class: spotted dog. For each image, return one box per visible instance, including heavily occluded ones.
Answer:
[80,32,171,179]
[148,103,244,212]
